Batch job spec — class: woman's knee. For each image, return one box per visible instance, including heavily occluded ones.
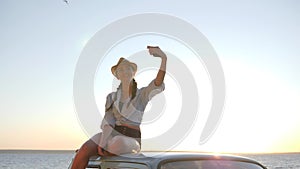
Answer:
[78,134,101,157]
[78,143,92,157]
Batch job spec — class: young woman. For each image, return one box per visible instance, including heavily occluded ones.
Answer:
[70,46,167,169]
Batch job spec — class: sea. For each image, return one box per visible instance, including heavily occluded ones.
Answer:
[0,150,300,169]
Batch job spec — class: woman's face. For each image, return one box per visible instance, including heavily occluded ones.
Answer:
[116,64,135,82]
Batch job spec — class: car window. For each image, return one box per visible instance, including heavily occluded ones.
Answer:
[160,160,265,169]
[101,162,148,169]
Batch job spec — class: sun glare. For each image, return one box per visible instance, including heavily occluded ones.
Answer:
[167,60,300,153]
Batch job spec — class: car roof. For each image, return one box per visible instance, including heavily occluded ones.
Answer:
[88,151,266,168]
[105,152,257,162]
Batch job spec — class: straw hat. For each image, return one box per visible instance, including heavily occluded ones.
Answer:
[111,57,137,77]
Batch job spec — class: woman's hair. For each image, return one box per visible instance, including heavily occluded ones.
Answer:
[131,79,137,100]
[117,78,137,100]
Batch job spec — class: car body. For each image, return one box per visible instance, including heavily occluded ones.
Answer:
[80,151,267,169]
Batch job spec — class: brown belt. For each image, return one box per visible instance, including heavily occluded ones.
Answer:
[112,125,141,145]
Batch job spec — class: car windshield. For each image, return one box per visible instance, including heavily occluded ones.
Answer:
[161,160,265,169]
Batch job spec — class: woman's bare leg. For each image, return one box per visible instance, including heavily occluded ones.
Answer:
[70,133,101,169]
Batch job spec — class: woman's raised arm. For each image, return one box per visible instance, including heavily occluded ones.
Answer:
[147,46,167,86]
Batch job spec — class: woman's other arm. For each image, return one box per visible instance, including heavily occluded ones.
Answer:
[98,125,113,155]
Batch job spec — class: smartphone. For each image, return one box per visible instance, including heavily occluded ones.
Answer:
[147,46,159,49]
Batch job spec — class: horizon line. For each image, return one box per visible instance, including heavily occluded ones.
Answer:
[0,149,299,154]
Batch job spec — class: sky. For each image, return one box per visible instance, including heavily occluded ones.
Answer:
[0,0,299,153]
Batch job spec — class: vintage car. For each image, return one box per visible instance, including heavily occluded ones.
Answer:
[72,151,267,169]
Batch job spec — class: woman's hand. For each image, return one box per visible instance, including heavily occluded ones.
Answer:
[98,146,116,156]
[97,146,105,156]
[147,46,167,86]
[147,46,167,59]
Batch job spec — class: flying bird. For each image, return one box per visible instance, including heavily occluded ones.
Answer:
[63,0,69,5]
